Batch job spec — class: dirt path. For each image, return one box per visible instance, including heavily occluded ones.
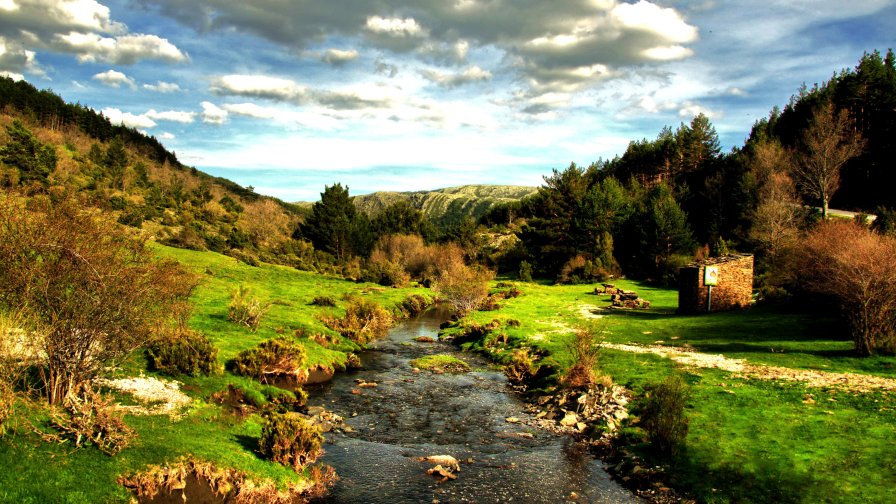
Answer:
[604,343,896,393]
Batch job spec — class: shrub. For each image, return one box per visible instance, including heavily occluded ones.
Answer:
[146,331,218,376]
[397,294,432,318]
[228,285,270,332]
[560,327,603,390]
[505,348,540,384]
[231,338,308,383]
[0,195,195,405]
[518,261,533,282]
[258,413,324,472]
[50,387,135,455]
[362,256,409,287]
[638,374,690,458]
[322,298,393,344]
[797,220,896,355]
[310,296,336,307]
[433,259,494,317]
[557,255,611,284]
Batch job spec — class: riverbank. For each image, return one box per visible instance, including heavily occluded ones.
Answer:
[439,278,896,503]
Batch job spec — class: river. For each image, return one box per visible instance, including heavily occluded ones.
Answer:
[307,307,638,504]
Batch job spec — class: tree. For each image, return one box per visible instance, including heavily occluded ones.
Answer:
[748,139,802,259]
[432,256,493,316]
[371,200,432,239]
[797,220,896,355]
[0,195,195,404]
[0,120,56,187]
[300,183,356,261]
[790,101,865,219]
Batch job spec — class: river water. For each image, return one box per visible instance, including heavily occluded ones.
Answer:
[307,308,638,504]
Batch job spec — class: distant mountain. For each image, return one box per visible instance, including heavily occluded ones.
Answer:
[351,185,538,227]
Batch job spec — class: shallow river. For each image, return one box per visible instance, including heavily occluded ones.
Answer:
[307,308,638,504]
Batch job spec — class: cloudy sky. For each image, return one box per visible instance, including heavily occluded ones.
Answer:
[1,0,893,201]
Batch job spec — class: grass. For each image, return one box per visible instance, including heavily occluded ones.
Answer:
[443,277,896,503]
[410,354,471,373]
[0,244,432,502]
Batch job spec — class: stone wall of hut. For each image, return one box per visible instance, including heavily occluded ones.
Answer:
[678,255,754,314]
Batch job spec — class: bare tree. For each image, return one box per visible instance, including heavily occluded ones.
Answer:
[798,220,896,356]
[0,195,195,404]
[790,101,865,219]
[749,140,802,258]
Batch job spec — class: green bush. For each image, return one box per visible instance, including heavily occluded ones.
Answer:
[518,261,533,282]
[258,413,323,472]
[231,338,307,382]
[228,285,270,332]
[397,294,431,317]
[146,331,218,376]
[310,296,336,307]
[638,374,691,458]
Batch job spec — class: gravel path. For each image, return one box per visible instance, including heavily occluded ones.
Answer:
[604,343,896,393]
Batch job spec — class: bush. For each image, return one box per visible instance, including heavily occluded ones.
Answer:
[322,298,393,344]
[397,294,432,318]
[228,285,270,332]
[518,260,533,282]
[0,195,195,405]
[258,413,324,472]
[433,259,494,317]
[146,330,218,376]
[560,327,603,390]
[361,256,409,287]
[504,348,540,384]
[557,255,611,284]
[50,387,135,455]
[638,374,690,458]
[231,338,308,383]
[310,296,336,307]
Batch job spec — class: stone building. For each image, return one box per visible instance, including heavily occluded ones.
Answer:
[678,255,754,314]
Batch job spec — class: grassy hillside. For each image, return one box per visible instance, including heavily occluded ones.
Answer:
[351,184,537,227]
[0,244,431,503]
[442,279,896,503]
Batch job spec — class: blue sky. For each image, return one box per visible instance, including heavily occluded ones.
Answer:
[1,0,893,201]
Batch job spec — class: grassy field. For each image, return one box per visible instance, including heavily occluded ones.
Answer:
[444,278,896,503]
[0,244,431,503]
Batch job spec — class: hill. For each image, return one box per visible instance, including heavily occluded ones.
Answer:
[351,184,537,227]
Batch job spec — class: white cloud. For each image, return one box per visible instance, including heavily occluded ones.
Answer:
[101,107,157,129]
[211,74,306,101]
[612,1,698,43]
[143,81,181,93]
[201,101,228,125]
[92,69,134,88]
[422,65,491,88]
[321,48,359,65]
[0,70,24,80]
[365,16,423,37]
[678,101,716,119]
[145,109,195,123]
[642,45,693,61]
[54,32,187,64]
[159,132,175,140]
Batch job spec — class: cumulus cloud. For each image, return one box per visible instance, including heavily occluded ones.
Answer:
[422,65,491,88]
[143,81,181,92]
[321,48,359,65]
[158,131,175,139]
[201,101,228,124]
[211,74,307,102]
[0,0,187,67]
[0,35,40,76]
[365,16,423,37]
[92,69,134,88]
[145,109,195,123]
[101,107,156,129]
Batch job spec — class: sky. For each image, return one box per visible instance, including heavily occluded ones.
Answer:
[0,0,894,201]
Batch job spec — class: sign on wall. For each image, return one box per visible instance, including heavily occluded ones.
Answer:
[704,266,720,286]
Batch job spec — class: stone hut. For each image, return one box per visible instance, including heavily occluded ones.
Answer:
[678,254,753,314]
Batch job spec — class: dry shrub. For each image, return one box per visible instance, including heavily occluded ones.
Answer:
[231,338,308,383]
[228,285,270,332]
[49,386,135,455]
[362,254,409,287]
[478,293,503,311]
[0,309,40,436]
[372,234,429,277]
[638,374,690,458]
[432,256,494,316]
[560,327,604,390]
[397,294,432,318]
[310,296,336,307]
[259,413,324,472]
[505,348,540,385]
[0,195,196,405]
[322,298,393,344]
[797,220,896,355]
[119,457,336,504]
[147,330,218,377]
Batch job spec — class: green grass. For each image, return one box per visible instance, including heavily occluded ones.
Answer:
[444,278,896,503]
[410,354,471,373]
[0,244,432,502]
